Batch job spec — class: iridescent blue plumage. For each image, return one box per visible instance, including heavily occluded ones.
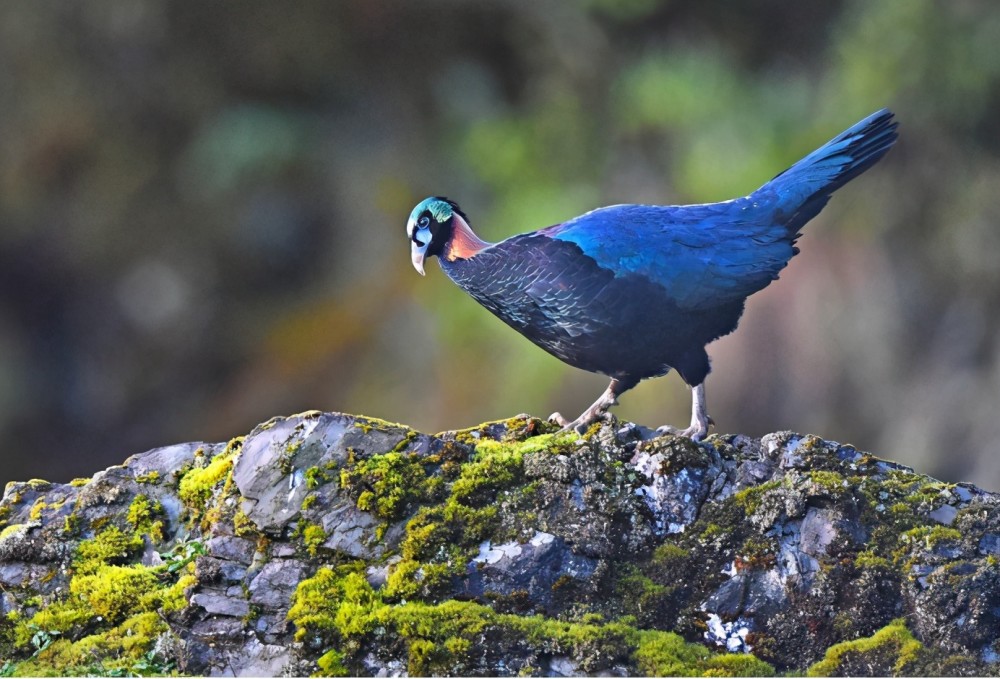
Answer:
[407,110,898,439]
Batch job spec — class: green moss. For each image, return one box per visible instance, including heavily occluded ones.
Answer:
[126,495,165,543]
[303,524,327,557]
[233,507,258,538]
[68,478,90,488]
[178,442,239,510]
[652,542,689,565]
[700,652,779,677]
[305,466,332,490]
[302,494,318,511]
[808,470,847,495]
[732,480,782,515]
[28,500,47,521]
[289,566,775,677]
[340,452,440,522]
[316,649,350,677]
[854,549,891,570]
[901,525,962,549]
[71,566,162,624]
[62,514,81,536]
[807,618,924,676]
[6,520,196,676]
[134,471,160,484]
[75,526,145,575]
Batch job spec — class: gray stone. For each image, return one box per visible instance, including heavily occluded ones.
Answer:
[704,575,747,617]
[190,591,250,618]
[928,503,959,525]
[800,507,839,558]
[125,441,219,480]
[321,503,383,559]
[207,536,256,565]
[979,534,1000,555]
[248,559,306,608]
[461,531,598,613]
[226,637,290,677]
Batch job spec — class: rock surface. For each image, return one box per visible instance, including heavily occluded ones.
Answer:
[1,411,999,676]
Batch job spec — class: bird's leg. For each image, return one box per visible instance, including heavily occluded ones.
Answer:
[657,382,714,441]
[549,378,628,434]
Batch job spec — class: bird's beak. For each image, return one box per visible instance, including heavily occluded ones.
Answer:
[411,242,427,276]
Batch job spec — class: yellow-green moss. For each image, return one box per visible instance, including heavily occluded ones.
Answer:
[289,565,775,677]
[134,470,161,484]
[807,618,923,676]
[68,478,90,488]
[340,452,441,522]
[6,520,197,676]
[75,526,145,574]
[178,446,237,510]
[233,507,258,538]
[305,466,332,490]
[854,549,891,570]
[126,495,165,543]
[303,524,327,557]
[28,500,47,521]
[808,470,847,495]
[732,480,782,515]
[0,524,25,540]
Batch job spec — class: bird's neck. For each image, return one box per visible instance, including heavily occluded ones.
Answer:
[444,213,491,261]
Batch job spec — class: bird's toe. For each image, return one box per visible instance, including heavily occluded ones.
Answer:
[656,424,708,441]
[548,412,571,427]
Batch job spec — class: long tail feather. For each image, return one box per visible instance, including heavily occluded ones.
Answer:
[758,109,898,234]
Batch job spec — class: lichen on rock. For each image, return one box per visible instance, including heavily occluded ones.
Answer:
[1,411,998,676]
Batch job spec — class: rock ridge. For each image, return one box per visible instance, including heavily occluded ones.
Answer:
[0,411,998,676]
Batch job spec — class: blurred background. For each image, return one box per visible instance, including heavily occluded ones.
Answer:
[2,1,1000,490]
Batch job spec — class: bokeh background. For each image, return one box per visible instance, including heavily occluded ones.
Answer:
[2,1,1000,490]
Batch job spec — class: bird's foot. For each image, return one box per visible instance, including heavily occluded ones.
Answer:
[656,416,714,442]
[549,408,613,435]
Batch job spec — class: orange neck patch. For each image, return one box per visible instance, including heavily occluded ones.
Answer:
[445,214,491,260]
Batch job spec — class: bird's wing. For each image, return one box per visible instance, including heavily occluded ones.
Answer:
[449,233,626,338]
[541,200,798,310]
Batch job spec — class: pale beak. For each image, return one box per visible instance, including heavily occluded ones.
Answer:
[411,242,427,276]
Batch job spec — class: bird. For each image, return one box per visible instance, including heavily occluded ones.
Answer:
[406,109,898,440]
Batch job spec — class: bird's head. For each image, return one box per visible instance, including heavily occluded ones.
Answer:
[406,196,467,275]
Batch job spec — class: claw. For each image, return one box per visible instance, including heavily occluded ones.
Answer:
[657,383,712,442]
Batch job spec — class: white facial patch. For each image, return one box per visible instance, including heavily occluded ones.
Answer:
[413,227,431,247]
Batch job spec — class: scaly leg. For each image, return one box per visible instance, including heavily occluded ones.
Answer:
[657,382,713,441]
[549,377,632,434]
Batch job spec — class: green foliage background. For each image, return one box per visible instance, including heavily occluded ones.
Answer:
[1,1,999,488]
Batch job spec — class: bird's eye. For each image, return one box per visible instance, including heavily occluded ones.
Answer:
[418,216,430,228]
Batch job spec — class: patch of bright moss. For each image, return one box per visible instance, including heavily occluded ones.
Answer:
[75,526,145,575]
[901,525,962,550]
[126,495,165,543]
[854,549,891,570]
[303,524,327,557]
[289,566,775,677]
[305,466,332,490]
[68,478,90,488]
[807,618,923,676]
[28,500,47,521]
[6,523,196,676]
[732,480,782,515]
[808,470,847,495]
[134,470,161,484]
[340,452,441,522]
[177,438,242,510]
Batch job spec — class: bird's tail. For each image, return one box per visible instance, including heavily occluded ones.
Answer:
[755,109,898,235]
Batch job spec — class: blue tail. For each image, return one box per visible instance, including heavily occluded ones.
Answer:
[757,109,898,235]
